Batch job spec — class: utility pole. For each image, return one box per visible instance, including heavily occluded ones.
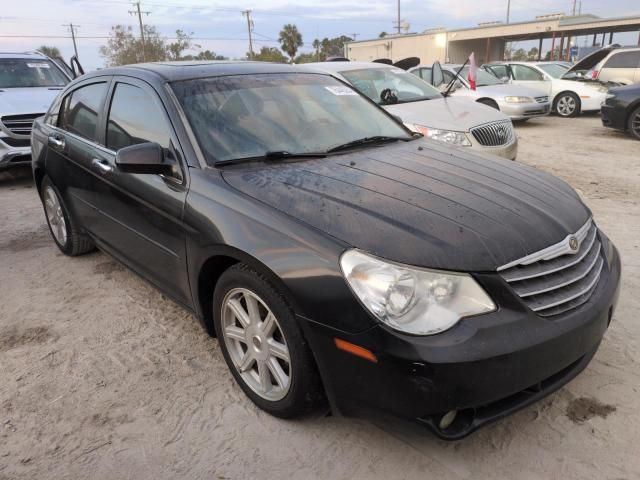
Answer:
[394,0,401,34]
[242,10,254,60]
[129,1,150,62]
[506,0,511,24]
[62,23,80,59]
[351,33,359,41]
[572,0,577,16]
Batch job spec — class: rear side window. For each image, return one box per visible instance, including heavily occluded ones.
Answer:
[106,83,171,151]
[416,67,431,80]
[59,82,108,142]
[604,51,640,69]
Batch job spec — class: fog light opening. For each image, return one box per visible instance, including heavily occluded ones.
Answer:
[438,410,458,430]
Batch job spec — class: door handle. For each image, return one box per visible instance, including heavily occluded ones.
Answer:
[92,158,113,174]
[48,135,65,149]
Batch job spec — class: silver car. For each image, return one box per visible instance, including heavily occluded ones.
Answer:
[0,52,71,171]
[303,61,518,160]
[411,62,551,121]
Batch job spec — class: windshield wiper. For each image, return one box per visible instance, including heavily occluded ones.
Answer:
[216,150,327,166]
[326,136,412,153]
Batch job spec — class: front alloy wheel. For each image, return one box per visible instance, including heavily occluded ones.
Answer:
[628,106,640,141]
[555,93,580,117]
[221,288,291,401]
[44,185,68,246]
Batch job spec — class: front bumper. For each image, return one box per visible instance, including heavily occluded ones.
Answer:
[0,137,31,171]
[601,104,626,131]
[499,101,551,120]
[300,240,621,439]
[474,137,518,161]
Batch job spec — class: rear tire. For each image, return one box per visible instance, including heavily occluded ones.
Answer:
[41,176,94,256]
[627,105,640,141]
[213,263,325,418]
[554,92,581,118]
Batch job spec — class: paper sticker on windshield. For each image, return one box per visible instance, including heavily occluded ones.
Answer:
[26,63,50,69]
[325,86,357,96]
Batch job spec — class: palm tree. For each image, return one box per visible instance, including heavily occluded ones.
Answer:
[279,24,303,63]
[38,45,62,59]
[312,38,320,62]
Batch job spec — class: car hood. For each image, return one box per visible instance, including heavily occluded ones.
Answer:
[221,140,590,272]
[0,87,62,116]
[475,83,545,98]
[383,96,507,132]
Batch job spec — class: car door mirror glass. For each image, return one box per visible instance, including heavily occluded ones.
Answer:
[115,142,172,175]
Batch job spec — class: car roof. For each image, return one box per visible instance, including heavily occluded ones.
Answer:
[83,61,329,83]
[0,51,49,60]
[300,61,397,73]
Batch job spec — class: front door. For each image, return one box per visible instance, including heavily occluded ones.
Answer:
[88,77,191,306]
[509,64,551,95]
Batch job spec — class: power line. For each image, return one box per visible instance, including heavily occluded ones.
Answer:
[128,1,150,62]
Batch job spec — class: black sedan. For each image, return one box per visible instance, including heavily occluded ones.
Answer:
[601,83,640,140]
[31,61,620,439]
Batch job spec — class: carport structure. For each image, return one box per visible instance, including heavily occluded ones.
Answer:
[346,14,640,65]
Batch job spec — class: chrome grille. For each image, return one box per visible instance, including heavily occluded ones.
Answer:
[0,113,43,138]
[498,219,604,317]
[535,96,549,103]
[470,120,515,147]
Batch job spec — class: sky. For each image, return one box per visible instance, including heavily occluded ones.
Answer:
[1,0,639,70]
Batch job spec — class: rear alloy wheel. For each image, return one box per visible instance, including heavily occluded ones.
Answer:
[628,106,640,141]
[213,264,325,418]
[555,92,580,118]
[40,176,94,256]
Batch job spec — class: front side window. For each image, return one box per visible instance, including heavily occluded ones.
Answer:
[106,83,172,151]
[486,65,510,80]
[0,58,69,88]
[456,67,503,86]
[604,51,640,69]
[171,73,410,165]
[59,82,108,142]
[511,65,544,81]
[340,67,442,105]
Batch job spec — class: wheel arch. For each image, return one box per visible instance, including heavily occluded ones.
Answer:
[194,245,303,337]
[625,99,640,130]
[476,97,499,109]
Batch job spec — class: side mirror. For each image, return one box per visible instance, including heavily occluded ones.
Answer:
[115,142,173,175]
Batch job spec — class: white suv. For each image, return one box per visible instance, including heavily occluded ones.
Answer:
[0,52,71,171]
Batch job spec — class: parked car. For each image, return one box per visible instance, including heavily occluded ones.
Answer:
[411,62,551,121]
[32,61,620,440]
[601,83,640,140]
[482,61,609,117]
[303,61,517,160]
[0,51,72,171]
[564,46,640,85]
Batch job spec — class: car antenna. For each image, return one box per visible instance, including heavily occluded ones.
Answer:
[442,58,469,98]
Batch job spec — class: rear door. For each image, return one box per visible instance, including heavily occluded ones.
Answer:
[89,76,191,304]
[44,78,111,231]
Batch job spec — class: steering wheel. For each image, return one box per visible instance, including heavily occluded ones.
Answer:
[380,88,399,105]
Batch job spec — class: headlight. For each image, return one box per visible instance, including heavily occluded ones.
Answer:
[504,96,533,103]
[340,250,496,335]
[407,124,471,146]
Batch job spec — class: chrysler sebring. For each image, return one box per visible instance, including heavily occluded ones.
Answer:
[31,61,620,439]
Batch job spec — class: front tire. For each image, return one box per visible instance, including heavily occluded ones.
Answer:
[554,92,581,117]
[40,176,94,256]
[627,105,640,141]
[213,263,325,418]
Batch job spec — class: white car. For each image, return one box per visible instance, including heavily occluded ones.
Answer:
[303,61,518,160]
[482,61,609,117]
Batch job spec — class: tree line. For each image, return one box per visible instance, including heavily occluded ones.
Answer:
[39,23,352,67]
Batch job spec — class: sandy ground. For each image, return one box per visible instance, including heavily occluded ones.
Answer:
[1,114,639,480]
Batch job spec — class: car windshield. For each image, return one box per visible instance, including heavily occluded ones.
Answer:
[339,67,442,105]
[536,63,569,78]
[0,59,69,88]
[455,66,504,86]
[171,73,411,165]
